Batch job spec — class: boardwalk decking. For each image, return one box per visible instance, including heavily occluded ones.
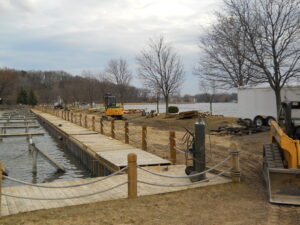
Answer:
[1,165,230,216]
[0,109,231,217]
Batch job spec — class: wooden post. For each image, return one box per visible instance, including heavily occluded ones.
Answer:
[71,112,73,123]
[0,161,3,212]
[111,119,115,138]
[67,111,70,121]
[84,115,88,128]
[125,122,129,144]
[127,153,137,198]
[100,118,104,134]
[80,114,82,126]
[32,145,38,174]
[230,143,241,183]
[92,116,95,131]
[169,131,176,164]
[142,126,147,151]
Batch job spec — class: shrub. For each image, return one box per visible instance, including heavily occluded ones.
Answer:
[168,106,179,113]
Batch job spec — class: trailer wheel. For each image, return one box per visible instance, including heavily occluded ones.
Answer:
[253,115,264,127]
[185,166,194,175]
[266,116,276,126]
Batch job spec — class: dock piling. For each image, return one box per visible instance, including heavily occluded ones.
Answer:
[142,126,147,151]
[169,131,176,164]
[125,122,129,144]
[230,143,241,183]
[127,153,137,198]
[100,118,104,134]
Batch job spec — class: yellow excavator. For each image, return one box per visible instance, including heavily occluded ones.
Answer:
[263,101,300,205]
[103,93,124,119]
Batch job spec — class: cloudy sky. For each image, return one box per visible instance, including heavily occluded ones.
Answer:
[0,0,222,94]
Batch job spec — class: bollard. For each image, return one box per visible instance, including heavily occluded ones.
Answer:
[230,143,241,183]
[80,114,82,126]
[100,118,104,134]
[125,122,129,144]
[84,115,88,128]
[194,120,206,180]
[0,161,3,212]
[127,153,137,198]
[142,126,147,151]
[111,119,115,138]
[92,116,95,131]
[169,131,176,164]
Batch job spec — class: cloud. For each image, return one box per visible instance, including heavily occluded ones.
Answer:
[0,0,222,94]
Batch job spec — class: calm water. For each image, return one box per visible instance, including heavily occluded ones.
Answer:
[0,110,91,187]
[124,102,238,117]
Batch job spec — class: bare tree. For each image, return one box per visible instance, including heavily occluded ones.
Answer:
[136,36,185,113]
[195,16,260,88]
[199,80,217,114]
[82,70,97,107]
[225,0,300,114]
[105,58,132,106]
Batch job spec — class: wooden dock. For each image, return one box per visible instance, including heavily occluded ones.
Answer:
[1,165,230,216]
[31,109,170,170]
[0,109,232,217]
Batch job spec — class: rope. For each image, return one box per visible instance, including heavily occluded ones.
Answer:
[137,167,232,187]
[128,137,140,143]
[138,156,231,178]
[2,181,127,200]
[174,146,186,154]
[3,167,127,188]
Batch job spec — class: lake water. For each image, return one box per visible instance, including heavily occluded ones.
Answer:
[124,102,238,117]
[0,110,91,187]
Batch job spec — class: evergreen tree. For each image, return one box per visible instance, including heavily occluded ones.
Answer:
[28,89,38,106]
[16,88,28,104]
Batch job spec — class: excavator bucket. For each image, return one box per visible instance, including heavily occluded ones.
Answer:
[266,168,300,205]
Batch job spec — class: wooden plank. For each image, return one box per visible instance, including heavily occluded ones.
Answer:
[0,121,36,124]
[0,196,10,216]
[0,132,44,137]
[29,144,65,172]
[0,125,40,129]
[3,186,20,215]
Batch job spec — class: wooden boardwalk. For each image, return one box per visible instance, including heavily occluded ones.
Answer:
[0,109,231,217]
[32,110,170,169]
[1,165,230,216]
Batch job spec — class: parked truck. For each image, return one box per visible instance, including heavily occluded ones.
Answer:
[238,85,300,126]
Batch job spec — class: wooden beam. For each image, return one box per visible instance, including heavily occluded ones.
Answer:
[0,125,40,129]
[0,132,44,137]
[0,121,36,124]
[29,144,65,172]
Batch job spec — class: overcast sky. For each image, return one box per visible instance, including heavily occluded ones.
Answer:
[0,0,222,94]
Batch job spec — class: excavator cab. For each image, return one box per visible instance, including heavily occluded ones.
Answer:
[263,101,300,205]
[103,93,124,119]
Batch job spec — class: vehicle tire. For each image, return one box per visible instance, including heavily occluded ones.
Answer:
[253,115,264,127]
[185,166,194,175]
[266,116,276,126]
[243,118,253,127]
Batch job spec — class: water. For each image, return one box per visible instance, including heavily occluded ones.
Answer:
[0,110,91,187]
[124,102,238,117]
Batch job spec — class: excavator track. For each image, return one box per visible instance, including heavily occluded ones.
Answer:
[263,144,284,169]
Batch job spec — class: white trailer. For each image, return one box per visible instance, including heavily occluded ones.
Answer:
[238,85,300,126]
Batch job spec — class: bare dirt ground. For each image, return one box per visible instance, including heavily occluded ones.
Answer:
[1,113,300,225]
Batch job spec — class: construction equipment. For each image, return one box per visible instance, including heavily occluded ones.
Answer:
[263,101,300,205]
[103,93,124,119]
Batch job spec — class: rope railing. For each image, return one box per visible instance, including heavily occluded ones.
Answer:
[137,156,231,179]
[174,146,186,154]
[3,167,127,188]
[137,167,232,187]
[2,181,127,200]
